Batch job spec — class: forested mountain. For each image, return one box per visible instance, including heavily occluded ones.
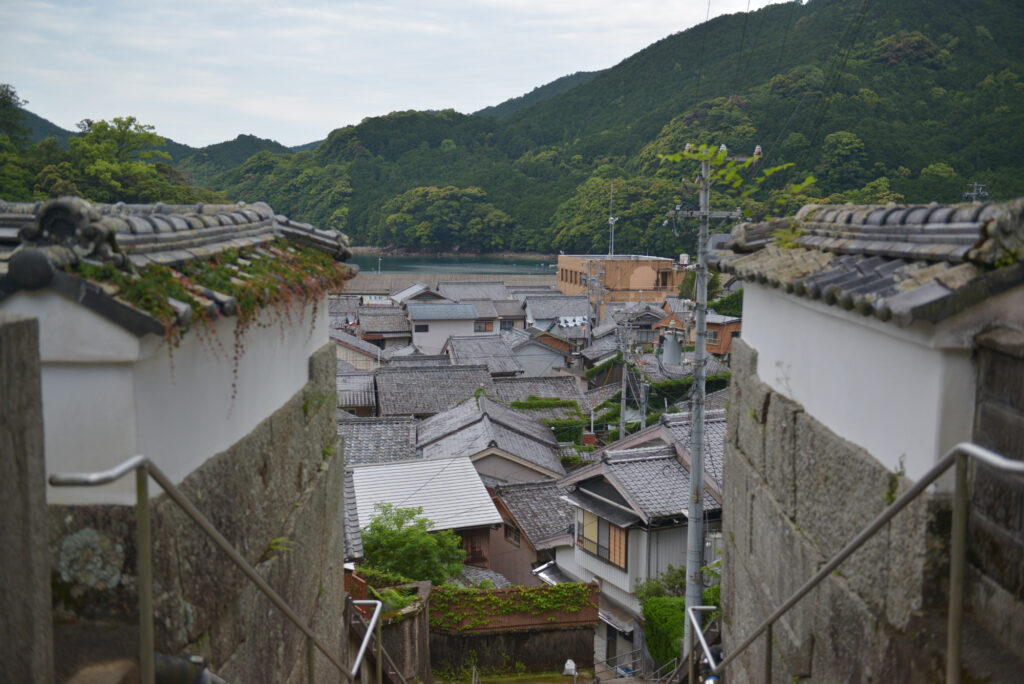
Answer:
[200,0,1022,255]
[3,0,1021,256]
[475,70,603,120]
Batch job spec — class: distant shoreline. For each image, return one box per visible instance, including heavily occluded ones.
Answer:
[348,245,557,261]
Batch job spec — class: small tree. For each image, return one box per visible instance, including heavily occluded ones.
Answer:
[361,503,465,585]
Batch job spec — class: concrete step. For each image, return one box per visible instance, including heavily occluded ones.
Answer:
[66,659,138,684]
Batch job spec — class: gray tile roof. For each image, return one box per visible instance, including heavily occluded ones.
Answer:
[348,457,502,532]
[375,365,494,416]
[662,409,729,492]
[337,416,417,465]
[331,329,384,358]
[490,376,585,421]
[417,396,564,477]
[455,565,513,589]
[495,480,575,549]
[407,302,479,321]
[524,295,590,320]
[438,281,510,302]
[0,196,351,335]
[336,372,377,408]
[493,300,526,317]
[631,352,728,383]
[344,471,363,560]
[500,327,532,350]
[706,311,741,325]
[465,299,499,319]
[582,384,620,412]
[329,295,361,315]
[386,354,452,367]
[445,334,523,376]
[580,334,619,362]
[358,308,411,334]
[601,444,720,517]
[711,199,1024,325]
[390,281,440,303]
[674,387,731,413]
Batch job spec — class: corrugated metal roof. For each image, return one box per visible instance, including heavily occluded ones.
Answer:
[349,457,502,531]
[407,303,478,320]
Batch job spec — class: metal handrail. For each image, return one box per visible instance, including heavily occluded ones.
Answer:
[50,455,378,684]
[684,441,1024,684]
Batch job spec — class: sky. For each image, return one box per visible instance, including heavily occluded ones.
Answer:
[2,1,784,149]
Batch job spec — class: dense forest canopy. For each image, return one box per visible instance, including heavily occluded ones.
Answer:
[2,0,1021,256]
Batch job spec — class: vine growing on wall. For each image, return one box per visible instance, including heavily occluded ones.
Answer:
[68,239,351,397]
[429,583,596,632]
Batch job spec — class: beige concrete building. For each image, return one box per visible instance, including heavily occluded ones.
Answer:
[556,254,687,318]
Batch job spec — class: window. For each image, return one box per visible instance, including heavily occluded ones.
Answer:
[414,324,429,333]
[707,329,719,345]
[474,321,493,332]
[500,319,515,331]
[504,523,520,545]
[576,509,627,569]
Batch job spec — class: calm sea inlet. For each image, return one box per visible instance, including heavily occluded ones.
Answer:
[347,254,558,275]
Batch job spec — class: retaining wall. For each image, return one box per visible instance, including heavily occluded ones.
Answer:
[48,343,347,683]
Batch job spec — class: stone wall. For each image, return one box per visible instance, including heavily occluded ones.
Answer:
[968,328,1024,654]
[49,343,347,683]
[0,314,54,683]
[722,338,952,682]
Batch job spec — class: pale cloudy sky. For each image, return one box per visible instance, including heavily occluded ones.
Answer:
[2,1,783,148]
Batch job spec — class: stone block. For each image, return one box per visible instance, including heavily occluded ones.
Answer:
[975,400,1024,464]
[976,333,1024,413]
[735,379,770,477]
[808,577,878,682]
[971,457,1024,533]
[764,392,802,520]
[793,411,891,614]
[0,314,54,684]
[968,513,1024,599]
[884,483,932,630]
[966,568,1024,660]
[730,337,758,379]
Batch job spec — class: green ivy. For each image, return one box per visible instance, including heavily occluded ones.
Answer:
[429,583,596,632]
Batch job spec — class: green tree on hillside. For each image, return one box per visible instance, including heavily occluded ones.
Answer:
[0,83,30,147]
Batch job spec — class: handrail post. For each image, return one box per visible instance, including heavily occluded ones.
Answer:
[946,451,968,684]
[376,617,383,684]
[764,622,772,684]
[136,466,155,684]
[688,623,696,684]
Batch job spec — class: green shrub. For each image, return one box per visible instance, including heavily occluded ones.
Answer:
[643,596,688,665]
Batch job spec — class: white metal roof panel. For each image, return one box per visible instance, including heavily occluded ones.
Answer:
[349,457,502,531]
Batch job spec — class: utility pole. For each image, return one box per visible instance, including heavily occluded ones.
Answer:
[963,182,989,203]
[667,143,757,658]
[587,260,594,347]
[608,181,618,256]
[618,324,630,439]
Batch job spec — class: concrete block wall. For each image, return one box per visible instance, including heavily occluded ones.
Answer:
[722,338,952,682]
[48,343,347,683]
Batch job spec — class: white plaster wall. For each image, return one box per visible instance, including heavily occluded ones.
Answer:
[648,526,687,578]
[2,291,328,504]
[413,319,474,354]
[133,300,326,501]
[742,284,975,481]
